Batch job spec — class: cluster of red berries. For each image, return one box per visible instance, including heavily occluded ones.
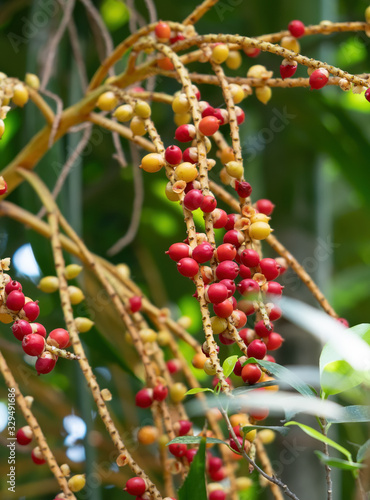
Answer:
[16,425,46,465]
[1,272,71,375]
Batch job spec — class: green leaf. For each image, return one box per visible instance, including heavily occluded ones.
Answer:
[320,324,370,395]
[168,436,226,446]
[327,405,370,424]
[357,439,370,463]
[241,424,290,436]
[222,355,239,378]
[243,358,316,398]
[178,434,207,500]
[285,421,352,462]
[185,387,214,396]
[314,451,365,471]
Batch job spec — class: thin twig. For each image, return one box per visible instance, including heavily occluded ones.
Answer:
[182,0,219,26]
[40,88,64,149]
[319,418,333,500]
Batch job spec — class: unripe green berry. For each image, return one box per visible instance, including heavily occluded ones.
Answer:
[170,382,187,403]
[0,119,4,139]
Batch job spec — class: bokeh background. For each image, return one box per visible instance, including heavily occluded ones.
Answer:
[0,0,369,499]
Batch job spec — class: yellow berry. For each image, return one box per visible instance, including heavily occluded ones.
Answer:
[165,182,180,201]
[113,104,134,122]
[25,73,40,90]
[220,147,235,165]
[137,425,159,445]
[64,264,83,280]
[258,429,276,444]
[178,315,192,329]
[241,428,257,442]
[172,94,190,114]
[226,50,242,70]
[0,312,13,324]
[12,83,29,107]
[260,374,279,391]
[38,276,59,293]
[68,286,85,305]
[158,434,169,449]
[229,84,244,104]
[170,382,187,403]
[134,100,151,118]
[174,112,191,126]
[230,413,249,428]
[174,162,198,183]
[0,119,5,139]
[116,263,130,279]
[60,463,71,477]
[203,359,217,376]
[210,316,228,335]
[74,317,94,333]
[249,221,271,240]
[192,352,207,369]
[236,477,253,491]
[96,91,118,111]
[250,213,270,224]
[140,153,165,173]
[366,6,370,23]
[247,64,269,79]
[256,86,272,104]
[140,328,157,343]
[68,474,86,492]
[281,36,300,53]
[130,116,146,136]
[211,44,230,64]
[225,161,244,179]
[157,330,171,345]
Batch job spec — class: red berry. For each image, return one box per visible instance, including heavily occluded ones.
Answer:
[218,279,236,297]
[256,199,275,216]
[280,61,298,80]
[244,46,261,57]
[238,300,255,316]
[5,280,22,294]
[213,299,234,318]
[183,189,204,211]
[365,88,370,102]
[48,328,70,349]
[169,442,187,457]
[135,388,153,408]
[35,352,57,374]
[12,319,32,341]
[250,408,269,421]
[166,242,192,262]
[337,317,349,328]
[22,334,45,356]
[199,116,219,136]
[239,328,255,344]
[175,124,196,142]
[212,209,228,229]
[309,68,329,90]
[247,339,267,359]
[192,242,214,263]
[16,426,33,445]
[262,281,284,296]
[288,19,305,38]
[229,435,244,452]
[235,106,245,125]
[234,180,252,198]
[0,179,7,195]
[6,290,25,311]
[125,477,146,496]
[225,213,239,230]
[267,304,282,321]
[177,257,199,278]
[153,384,168,401]
[186,448,198,463]
[237,279,259,298]
[215,261,239,280]
[129,296,142,313]
[154,21,171,40]
[31,323,47,338]
[200,195,217,213]
[166,359,181,374]
[241,363,262,384]
[170,33,185,44]
[206,283,229,304]
[265,355,276,363]
[233,356,247,376]
[240,248,260,267]
[232,309,247,328]
[209,490,226,500]
[223,229,244,248]
[31,447,46,465]
[23,301,40,321]
[182,147,198,164]
[215,243,236,262]
[259,258,280,281]
[239,264,252,279]
[266,332,284,351]
[254,320,272,338]
[208,456,223,472]
[165,145,182,165]
[209,467,226,481]
[176,420,192,436]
